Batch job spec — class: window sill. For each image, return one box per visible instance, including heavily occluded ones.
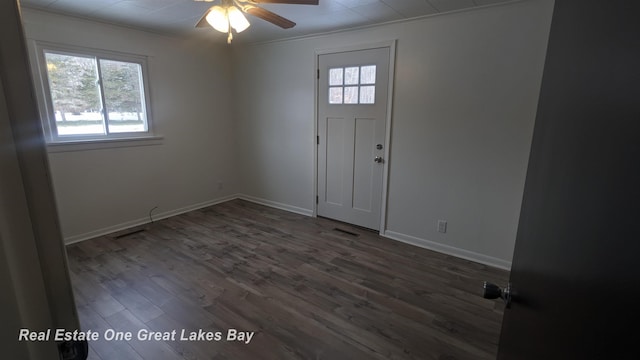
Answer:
[46,136,164,153]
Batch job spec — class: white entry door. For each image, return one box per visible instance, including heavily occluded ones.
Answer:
[317,46,391,230]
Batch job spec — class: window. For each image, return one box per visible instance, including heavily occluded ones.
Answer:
[328,65,376,105]
[35,43,154,143]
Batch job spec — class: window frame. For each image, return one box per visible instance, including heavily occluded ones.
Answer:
[32,41,157,146]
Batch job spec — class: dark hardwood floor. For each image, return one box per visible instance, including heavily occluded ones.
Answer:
[66,199,509,360]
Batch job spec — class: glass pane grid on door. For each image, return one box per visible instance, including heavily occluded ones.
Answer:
[328,65,376,105]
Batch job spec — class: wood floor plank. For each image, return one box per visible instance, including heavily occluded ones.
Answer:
[145,314,221,360]
[104,310,182,360]
[76,305,143,360]
[68,199,508,359]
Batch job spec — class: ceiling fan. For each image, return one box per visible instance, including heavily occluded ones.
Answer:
[194,0,319,43]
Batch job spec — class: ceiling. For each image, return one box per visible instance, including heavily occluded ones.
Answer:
[20,0,515,44]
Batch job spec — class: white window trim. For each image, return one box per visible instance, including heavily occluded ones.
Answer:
[31,41,160,150]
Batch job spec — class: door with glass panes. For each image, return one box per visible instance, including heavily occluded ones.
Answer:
[317,47,390,230]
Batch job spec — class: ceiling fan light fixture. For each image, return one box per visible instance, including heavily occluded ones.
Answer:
[195,0,317,43]
[227,6,250,33]
[206,6,229,33]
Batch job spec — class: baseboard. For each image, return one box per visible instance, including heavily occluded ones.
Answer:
[64,193,509,272]
[383,230,512,270]
[64,194,240,245]
[237,194,313,217]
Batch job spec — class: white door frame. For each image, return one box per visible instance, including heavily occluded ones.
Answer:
[313,40,397,234]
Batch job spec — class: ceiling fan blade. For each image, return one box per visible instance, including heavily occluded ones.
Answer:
[246,7,296,29]
[195,10,210,28]
[251,0,319,4]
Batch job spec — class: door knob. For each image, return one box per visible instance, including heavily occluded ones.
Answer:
[374,156,383,163]
[483,281,512,308]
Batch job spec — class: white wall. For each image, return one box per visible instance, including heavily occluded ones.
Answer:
[22,9,239,243]
[232,0,554,268]
[20,1,554,267]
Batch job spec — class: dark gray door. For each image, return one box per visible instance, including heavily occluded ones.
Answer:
[497,1,640,359]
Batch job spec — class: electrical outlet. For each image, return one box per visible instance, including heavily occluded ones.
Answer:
[437,220,447,233]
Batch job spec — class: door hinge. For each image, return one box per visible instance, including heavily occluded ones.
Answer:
[317,135,319,145]
[316,195,319,204]
[317,69,319,79]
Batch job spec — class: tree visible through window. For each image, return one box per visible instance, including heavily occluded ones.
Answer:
[43,50,149,138]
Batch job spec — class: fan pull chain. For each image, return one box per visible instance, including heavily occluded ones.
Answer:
[227,29,233,44]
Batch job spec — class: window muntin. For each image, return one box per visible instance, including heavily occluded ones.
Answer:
[38,44,152,142]
[328,65,376,105]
